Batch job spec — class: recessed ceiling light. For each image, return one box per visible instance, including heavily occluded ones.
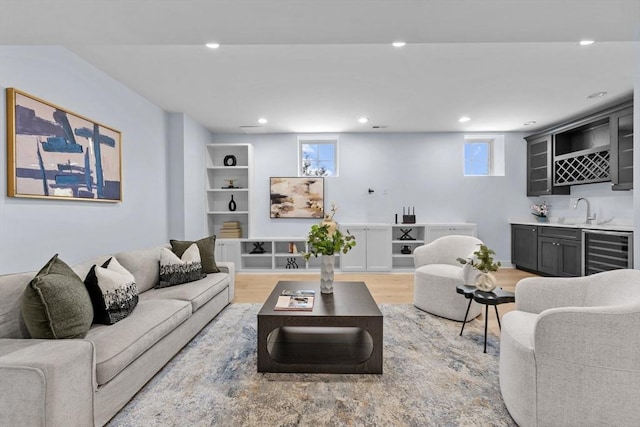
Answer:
[587,91,607,99]
[358,117,369,124]
[524,121,537,126]
[392,41,406,48]
[458,116,471,123]
[258,117,267,124]
[205,42,220,49]
[579,40,595,46]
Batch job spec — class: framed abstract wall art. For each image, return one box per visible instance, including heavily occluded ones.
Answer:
[6,88,122,202]
[270,177,324,218]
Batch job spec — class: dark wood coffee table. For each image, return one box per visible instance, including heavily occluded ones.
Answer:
[257,281,383,374]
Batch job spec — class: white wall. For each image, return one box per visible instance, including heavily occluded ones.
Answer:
[210,132,537,263]
[167,112,209,240]
[0,46,171,273]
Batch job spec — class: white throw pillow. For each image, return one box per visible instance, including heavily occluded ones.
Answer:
[157,243,205,288]
[84,257,138,325]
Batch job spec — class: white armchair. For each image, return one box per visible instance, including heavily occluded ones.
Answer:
[500,269,640,427]
[413,235,483,321]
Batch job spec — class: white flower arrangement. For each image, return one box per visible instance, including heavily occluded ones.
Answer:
[530,201,549,218]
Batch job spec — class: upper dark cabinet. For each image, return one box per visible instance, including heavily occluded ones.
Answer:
[526,134,569,196]
[525,98,633,194]
[610,107,634,190]
[553,117,611,186]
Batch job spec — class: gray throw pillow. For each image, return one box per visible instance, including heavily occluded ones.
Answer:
[21,254,94,339]
[170,235,220,273]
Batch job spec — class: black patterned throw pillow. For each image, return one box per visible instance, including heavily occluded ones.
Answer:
[84,257,139,325]
[157,243,205,288]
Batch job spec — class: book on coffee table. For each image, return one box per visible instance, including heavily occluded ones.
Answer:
[274,295,314,311]
[281,290,316,297]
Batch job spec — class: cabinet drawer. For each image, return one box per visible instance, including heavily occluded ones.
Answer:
[537,226,581,240]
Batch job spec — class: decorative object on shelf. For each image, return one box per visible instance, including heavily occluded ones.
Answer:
[219,221,242,238]
[6,88,122,202]
[401,245,412,254]
[398,228,415,240]
[302,203,356,294]
[250,242,266,254]
[457,244,501,292]
[270,177,324,218]
[223,155,237,167]
[285,258,299,269]
[530,201,549,222]
[288,242,299,254]
[224,179,238,188]
[402,206,416,224]
[228,194,237,211]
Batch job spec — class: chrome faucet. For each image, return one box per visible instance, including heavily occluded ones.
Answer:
[574,197,596,225]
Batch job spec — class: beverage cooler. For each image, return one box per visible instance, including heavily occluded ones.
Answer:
[582,230,634,276]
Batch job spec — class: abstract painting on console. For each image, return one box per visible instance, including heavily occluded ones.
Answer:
[6,88,122,202]
[270,177,324,218]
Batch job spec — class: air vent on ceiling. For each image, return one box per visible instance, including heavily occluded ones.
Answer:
[239,126,265,134]
[372,125,389,129]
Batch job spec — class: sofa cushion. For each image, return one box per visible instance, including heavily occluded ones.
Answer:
[170,235,220,274]
[141,273,229,312]
[21,254,94,339]
[115,246,163,293]
[84,257,139,325]
[0,271,35,339]
[85,299,191,385]
[157,244,204,288]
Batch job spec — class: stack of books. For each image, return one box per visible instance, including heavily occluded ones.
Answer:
[219,221,242,238]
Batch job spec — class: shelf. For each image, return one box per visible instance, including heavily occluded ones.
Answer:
[205,144,252,239]
[207,166,249,170]
[207,188,249,192]
[207,211,249,215]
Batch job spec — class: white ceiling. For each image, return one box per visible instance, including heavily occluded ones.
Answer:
[1,0,639,134]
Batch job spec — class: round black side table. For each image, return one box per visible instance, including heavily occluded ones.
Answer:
[456,284,515,353]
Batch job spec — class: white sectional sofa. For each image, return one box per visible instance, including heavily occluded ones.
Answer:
[0,244,235,426]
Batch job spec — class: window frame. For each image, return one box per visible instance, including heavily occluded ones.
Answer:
[463,140,493,176]
[298,136,339,177]
[463,134,506,177]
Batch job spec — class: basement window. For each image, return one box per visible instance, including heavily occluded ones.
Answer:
[299,136,338,177]
[463,135,505,176]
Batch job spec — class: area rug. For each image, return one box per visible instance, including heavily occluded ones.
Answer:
[107,304,515,427]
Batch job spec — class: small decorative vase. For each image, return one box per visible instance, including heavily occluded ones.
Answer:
[321,218,337,236]
[475,272,497,292]
[536,216,548,223]
[320,254,335,294]
[228,194,237,211]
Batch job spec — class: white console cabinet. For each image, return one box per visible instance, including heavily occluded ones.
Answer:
[340,225,392,272]
[425,224,477,243]
[215,239,240,267]
[218,223,476,272]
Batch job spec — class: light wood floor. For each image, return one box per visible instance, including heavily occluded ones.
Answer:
[234,268,538,336]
